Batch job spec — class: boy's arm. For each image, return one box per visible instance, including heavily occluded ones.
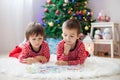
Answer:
[57,42,69,61]
[36,42,50,63]
[18,48,29,63]
[67,43,88,65]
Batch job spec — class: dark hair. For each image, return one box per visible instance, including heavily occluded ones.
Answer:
[25,22,44,40]
[62,19,82,34]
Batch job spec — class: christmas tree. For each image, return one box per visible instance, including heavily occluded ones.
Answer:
[42,0,95,38]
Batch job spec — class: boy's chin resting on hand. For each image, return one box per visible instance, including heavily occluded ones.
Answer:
[56,60,68,65]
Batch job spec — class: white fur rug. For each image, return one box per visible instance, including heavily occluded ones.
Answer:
[0,54,120,80]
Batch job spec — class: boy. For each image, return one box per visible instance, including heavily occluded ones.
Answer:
[56,19,88,65]
[17,22,50,64]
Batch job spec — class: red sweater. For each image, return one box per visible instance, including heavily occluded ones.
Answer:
[57,40,87,65]
[19,41,50,63]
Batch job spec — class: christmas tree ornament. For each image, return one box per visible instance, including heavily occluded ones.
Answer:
[76,11,79,15]
[47,0,52,4]
[48,22,54,27]
[85,26,89,31]
[42,20,46,22]
[74,17,77,19]
[71,0,75,3]
[87,12,90,16]
[83,17,86,20]
[63,3,67,6]
[55,10,60,15]
[84,18,87,21]
[105,15,110,22]
[70,8,73,11]
[83,9,87,14]
[55,19,60,23]
[78,15,82,20]
[70,16,74,19]
[79,11,83,15]
[58,24,60,27]
[84,6,87,8]
[43,23,47,27]
[76,3,80,7]
[44,8,48,12]
[89,12,93,17]
[84,1,88,5]
[64,0,69,3]
[68,10,72,14]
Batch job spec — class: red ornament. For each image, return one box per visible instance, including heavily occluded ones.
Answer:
[76,3,80,7]
[97,16,105,21]
[47,0,52,4]
[44,8,48,12]
[68,10,72,14]
[55,10,60,15]
[76,11,79,15]
[105,16,110,22]
[79,11,83,15]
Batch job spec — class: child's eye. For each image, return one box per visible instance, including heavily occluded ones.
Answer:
[70,36,74,37]
[38,38,42,40]
[32,38,36,40]
[64,34,67,36]
[64,35,67,36]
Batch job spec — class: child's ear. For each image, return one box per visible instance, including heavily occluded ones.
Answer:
[77,34,81,39]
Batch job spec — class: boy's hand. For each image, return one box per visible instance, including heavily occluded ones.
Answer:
[35,56,47,63]
[64,43,71,56]
[56,60,68,65]
[22,58,38,64]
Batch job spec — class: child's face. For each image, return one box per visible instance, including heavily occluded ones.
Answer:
[29,34,43,50]
[62,27,80,45]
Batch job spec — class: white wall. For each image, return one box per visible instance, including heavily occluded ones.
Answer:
[0,0,33,53]
[0,0,46,54]
[87,0,120,23]
[32,0,46,23]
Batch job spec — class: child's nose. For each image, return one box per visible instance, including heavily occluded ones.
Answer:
[66,36,70,40]
[36,40,40,43]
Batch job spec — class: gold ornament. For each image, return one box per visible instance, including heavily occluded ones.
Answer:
[85,26,89,30]
[58,24,60,27]
[48,22,54,27]
[83,9,87,14]
[83,17,86,20]
[74,17,77,19]
[70,8,73,11]
[84,6,87,8]
[43,20,46,22]
[84,1,88,5]
[70,16,74,19]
